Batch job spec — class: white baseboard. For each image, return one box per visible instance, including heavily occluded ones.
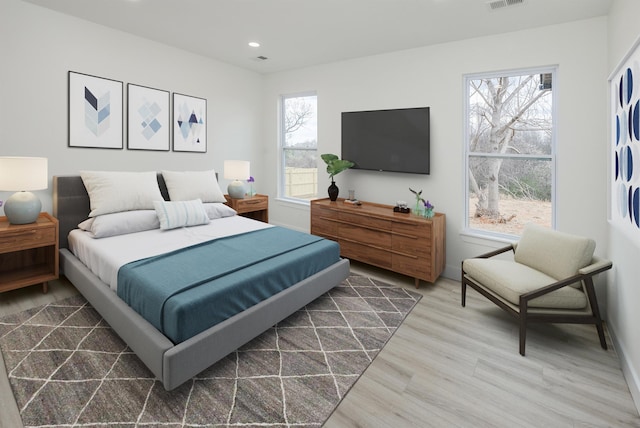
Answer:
[607,322,640,415]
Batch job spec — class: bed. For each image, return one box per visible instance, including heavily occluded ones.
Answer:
[52,172,350,391]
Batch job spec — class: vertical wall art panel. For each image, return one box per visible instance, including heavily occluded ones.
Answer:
[68,71,123,149]
[173,93,207,153]
[127,84,170,151]
[611,37,640,231]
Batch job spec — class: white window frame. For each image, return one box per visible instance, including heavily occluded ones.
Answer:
[463,66,558,240]
[278,91,318,203]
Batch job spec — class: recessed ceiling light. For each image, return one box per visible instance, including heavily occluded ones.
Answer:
[248,42,260,48]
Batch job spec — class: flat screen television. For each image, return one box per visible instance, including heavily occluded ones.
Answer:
[341,107,430,174]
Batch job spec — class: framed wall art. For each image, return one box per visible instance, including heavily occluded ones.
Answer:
[68,71,123,149]
[610,35,640,232]
[127,84,170,151]
[173,93,207,153]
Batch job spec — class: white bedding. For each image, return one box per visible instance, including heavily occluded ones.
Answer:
[69,215,272,291]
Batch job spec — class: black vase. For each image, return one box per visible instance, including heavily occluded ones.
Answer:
[328,180,339,201]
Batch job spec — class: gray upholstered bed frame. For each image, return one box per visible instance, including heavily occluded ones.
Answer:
[52,174,350,391]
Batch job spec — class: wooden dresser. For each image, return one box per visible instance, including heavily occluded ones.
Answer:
[310,198,445,288]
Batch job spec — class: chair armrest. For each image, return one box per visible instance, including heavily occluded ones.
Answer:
[521,258,612,304]
[578,256,612,276]
[520,273,584,302]
[474,244,515,259]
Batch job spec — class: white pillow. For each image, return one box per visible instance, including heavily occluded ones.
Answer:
[80,171,164,217]
[203,203,237,219]
[161,170,226,203]
[154,199,211,230]
[78,210,160,238]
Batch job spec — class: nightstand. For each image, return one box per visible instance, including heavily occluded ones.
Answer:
[224,194,269,223]
[0,212,59,294]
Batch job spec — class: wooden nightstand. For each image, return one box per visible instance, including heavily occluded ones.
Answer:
[0,212,59,294]
[224,194,269,223]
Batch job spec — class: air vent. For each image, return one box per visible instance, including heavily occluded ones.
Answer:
[487,0,525,11]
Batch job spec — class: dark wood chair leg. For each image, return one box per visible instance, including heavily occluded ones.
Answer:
[519,302,527,356]
[519,321,526,356]
[583,277,607,350]
[461,278,467,307]
[461,263,467,307]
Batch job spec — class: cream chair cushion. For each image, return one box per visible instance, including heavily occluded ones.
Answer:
[463,259,587,309]
[514,224,595,282]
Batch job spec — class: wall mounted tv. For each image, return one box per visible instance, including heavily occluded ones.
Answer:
[341,107,430,174]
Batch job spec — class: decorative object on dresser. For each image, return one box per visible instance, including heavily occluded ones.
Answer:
[321,153,354,201]
[311,198,445,288]
[0,156,48,224]
[0,212,58,293]
[225,193,268,223]
[224,160,251,198]
[247,175,256,196]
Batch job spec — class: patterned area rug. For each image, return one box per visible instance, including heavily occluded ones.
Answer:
[0,274,421,427]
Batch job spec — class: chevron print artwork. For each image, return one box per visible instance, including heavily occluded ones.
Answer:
[84,87,111,137]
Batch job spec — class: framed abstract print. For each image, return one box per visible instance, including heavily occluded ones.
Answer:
[610,36,640,232]
[173,93,207,153]
[68,71,123,149]
[127,84,170,151]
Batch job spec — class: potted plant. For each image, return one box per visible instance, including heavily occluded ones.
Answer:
[321,153,354,201]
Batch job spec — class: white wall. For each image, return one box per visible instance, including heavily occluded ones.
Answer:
[264,18,610,284]
[606,0,640,412]
[4,0,633,412]
[0,0,264,214]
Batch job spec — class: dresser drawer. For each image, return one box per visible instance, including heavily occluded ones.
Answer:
[0,226,56,253]
[311,217,338,237]
[392,234,431,257]
[339,223,391,248]
[339,211,390,231]
[341,240,392,269]
[392,253,431,280]
[392,221,430,239]
[236,197,268,212]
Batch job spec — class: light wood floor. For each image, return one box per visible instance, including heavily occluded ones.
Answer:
[1,263,639,428]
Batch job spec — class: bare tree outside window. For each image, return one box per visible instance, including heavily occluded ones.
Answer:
[280,93,318,200]
[466,70,555,236]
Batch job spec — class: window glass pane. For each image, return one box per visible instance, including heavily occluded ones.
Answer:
[466,70,554,236]
[469,75,552,156]
[281,94,317,200]
[283,95,317,148]
[468,157,552,235]
[284,148,317,199]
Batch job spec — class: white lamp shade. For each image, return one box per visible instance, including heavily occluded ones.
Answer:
[0,157,48,191]
[223,160,250,180]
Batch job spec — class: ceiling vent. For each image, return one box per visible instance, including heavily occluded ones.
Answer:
[487,0,525,11]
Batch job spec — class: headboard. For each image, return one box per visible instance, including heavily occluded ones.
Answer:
[53,173,171,249]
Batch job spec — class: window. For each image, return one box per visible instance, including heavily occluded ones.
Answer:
[465,68,556,237]
[279,93,318,201]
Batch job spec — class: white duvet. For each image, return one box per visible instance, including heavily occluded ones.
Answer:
[69,215,272,291]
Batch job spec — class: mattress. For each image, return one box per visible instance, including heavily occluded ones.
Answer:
[69,215,271,291]
[69,216,341,344]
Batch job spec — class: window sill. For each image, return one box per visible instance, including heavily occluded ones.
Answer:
[460,228,518,246]
[274,197,311,209]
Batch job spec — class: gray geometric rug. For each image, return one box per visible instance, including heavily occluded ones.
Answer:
[0,274,421,428]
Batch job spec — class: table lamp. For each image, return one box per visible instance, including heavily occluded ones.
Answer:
[224,160,250,199]
[0,157,48,224]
